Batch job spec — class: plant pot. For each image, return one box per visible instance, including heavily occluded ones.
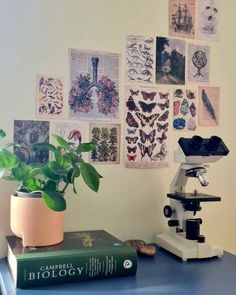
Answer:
[10,192,64,247]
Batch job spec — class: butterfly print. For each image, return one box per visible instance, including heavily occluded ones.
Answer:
[127,128,137,135]
[139,129,156,144]
[151,143,167,161]
[156,122,169,132]
[127,146,137,153]
[156,132,167,144]
[138,143,156,159]
[135,112,159,128]
[158,110,169,122]
[141,91,157,101]
[126,112,139,128]
[130,89,139,96]
[127,154,137,161]
[158,100,169,111]
[139,101,157,113]
[126,96,139,112]
[159,92,169,100]
[125,136,138,144]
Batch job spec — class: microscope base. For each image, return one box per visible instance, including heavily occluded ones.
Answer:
[156,232,223,261]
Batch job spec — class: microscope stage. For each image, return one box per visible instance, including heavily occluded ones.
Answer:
[167,192,221,202]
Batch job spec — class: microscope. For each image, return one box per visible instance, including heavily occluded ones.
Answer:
[156,135,229,261]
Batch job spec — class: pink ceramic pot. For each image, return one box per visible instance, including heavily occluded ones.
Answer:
[10,192,64,247]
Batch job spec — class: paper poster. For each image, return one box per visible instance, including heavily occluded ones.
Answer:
[14,120,49,164]
[188,44,210,83]
[126,35,154,84]
[69,49,120,121]
[50,120,88,148]
[156,36,186,85]
[36,75,65,119]
[198,86,219,126]
[197,0,220,41]
[124,86,170,168]
[169,0,196,39]
[89,123,120,164]
[173,88,197,131]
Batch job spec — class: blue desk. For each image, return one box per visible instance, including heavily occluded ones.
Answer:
[0,247,236,295]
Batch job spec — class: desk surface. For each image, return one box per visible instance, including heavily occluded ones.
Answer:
[0,247,236,295]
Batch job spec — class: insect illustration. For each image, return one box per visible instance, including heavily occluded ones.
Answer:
[156,132,167,144]
[127,128,137,135]
[135,112,159,128]
[126,96,139,112]
[159,92,169,100]
[151,143,167,161]
[158,100,169,111]
[127,154,137,161]
[138,143,156,159]
[139,101,157,113]
[156,122,169,132]
[130,89,139,96]
[127,146,137,153]
[139,129,156,144]
[125,136,139,144]
[158,110,169,122]
[141,91,157,101]
[126,112,139,128]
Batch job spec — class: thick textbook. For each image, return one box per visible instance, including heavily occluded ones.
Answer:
[6,230,137,289]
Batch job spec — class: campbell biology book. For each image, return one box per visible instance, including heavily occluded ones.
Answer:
[6,230,137,289]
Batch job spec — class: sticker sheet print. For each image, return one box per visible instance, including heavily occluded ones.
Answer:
[197,0,220,41]
[173,88,197,131]
[198,86,219,126]
[125,86,169,168]
[188,44,210,83]
[126,35,154,84]
[156,36,186,85]
[90,123,120,164]
[169,0,196,39]
[36,75,65,119]
[14,120,49,164]
[69,49,120,120]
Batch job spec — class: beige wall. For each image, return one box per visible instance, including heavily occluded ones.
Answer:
[0,0,235,257]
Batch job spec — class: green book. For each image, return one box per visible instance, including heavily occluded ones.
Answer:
[6,230,137,289]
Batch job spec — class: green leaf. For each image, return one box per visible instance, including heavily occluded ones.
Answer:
[51,134,71,149]
[12,162,29,180]
[0,130,6,139]
[33,142,57,153]
[44,180,57,191]
[22,177,41,191]
[41,164,62,181]
[77,141,97,153]
[0,149,19,169]
[42,191,66,211]
[48,161,69,176]
[80,162,100,192]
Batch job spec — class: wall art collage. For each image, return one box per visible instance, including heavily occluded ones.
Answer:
[13,0,220,169]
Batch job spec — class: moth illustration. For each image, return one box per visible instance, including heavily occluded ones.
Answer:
[127,154,137,161]
[158,110,169,122]
[125,136,139,144]
[159,92,169,100]
[156,132,167,144]
[127,146,137,153]
[139,129,156,144]
[158,100,169,111]
[140,91,157,101]
[139,101,157,113]
[126,96,139,112]
[126,112,139,128]
[135,112,159,128]
[138,143,156,159]
[130,89,139,96]
[151,143,167,161]
[156,122,169,132]
[127,128,137,135]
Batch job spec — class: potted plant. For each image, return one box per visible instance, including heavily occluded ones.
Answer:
[0,129,102,247]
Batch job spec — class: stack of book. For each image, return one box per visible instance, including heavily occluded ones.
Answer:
[6,230,137,289]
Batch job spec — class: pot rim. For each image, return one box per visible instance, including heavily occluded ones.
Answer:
[14,191,42,198]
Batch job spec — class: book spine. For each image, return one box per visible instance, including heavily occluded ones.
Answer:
[16,248,137,288]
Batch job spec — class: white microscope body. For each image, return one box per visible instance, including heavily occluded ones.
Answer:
[156,136,229,261]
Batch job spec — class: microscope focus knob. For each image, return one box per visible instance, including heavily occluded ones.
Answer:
[163,205,173,218]
[168,220,179,227]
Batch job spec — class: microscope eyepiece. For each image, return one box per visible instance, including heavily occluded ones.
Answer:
[206,136,222,152]
[188,136,203,151]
